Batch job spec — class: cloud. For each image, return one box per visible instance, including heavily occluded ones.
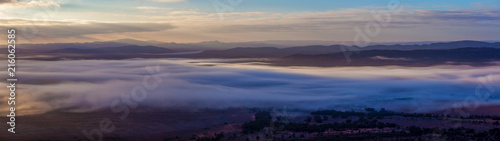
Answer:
[150,0,185,2]
[3,4,500,43]
[371,56,412,61]
[204,8,500,33]
[136,6,166,10]
[2,59,499,116]
[0,0,14,3]
[0,20,176,40]
[414,9,500,23]
[168,10,201,15]
[0,0,61,8]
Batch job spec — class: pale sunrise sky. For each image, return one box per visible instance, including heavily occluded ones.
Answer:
[1,0,499,43]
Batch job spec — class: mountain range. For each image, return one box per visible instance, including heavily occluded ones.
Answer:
[19,39,500,53]
[176,40,500,58]
[51,45,175,54]
[268,47,500,67]
[11,40,500,67]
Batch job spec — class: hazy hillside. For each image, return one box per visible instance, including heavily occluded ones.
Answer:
[178,41,499,58]
[51,45,175,54]
[362,40,500,50]
[269,48,500,67]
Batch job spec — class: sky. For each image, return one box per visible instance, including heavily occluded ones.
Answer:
[0,0,499,44]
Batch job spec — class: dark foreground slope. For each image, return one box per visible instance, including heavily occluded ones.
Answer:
[3,106,500,141]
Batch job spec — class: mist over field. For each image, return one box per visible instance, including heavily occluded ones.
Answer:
[2,0,500,140]
[3,59,499,116]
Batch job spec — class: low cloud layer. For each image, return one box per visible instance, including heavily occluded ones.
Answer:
[1,59,499,116]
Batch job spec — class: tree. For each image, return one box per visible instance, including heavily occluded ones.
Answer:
[314,115,323,123]
[242,111,272,133]
[305,117,312,122]
[365,108,375,112]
